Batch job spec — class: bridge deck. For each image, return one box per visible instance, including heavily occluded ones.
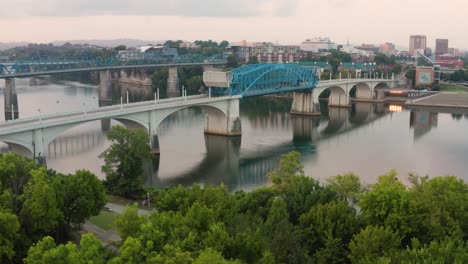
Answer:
[0,94,237,135]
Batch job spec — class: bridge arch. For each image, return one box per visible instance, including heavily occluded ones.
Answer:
[349,83,372,101]
[227,64,318,97]
[328,86,348,107]
[0,139,34,158]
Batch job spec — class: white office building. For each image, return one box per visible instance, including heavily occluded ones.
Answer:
[300,37,338,52]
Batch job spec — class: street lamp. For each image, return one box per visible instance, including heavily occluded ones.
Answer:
[38,108,42,124]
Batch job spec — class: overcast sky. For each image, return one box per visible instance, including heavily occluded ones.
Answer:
[1,0,467,49]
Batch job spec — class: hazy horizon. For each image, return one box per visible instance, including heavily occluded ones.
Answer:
[1,0,467,50]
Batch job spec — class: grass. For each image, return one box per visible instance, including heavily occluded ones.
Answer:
[440,83,468,92]
[89,210,118,231]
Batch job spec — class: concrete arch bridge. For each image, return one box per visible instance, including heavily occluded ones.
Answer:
[0,63,396,164]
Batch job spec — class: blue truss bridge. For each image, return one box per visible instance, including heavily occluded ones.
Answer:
[204,63,319,97]
[0,53,226,78]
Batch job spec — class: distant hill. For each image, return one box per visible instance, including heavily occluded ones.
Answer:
[0,39,168,51]
[51,39,167,48]
[0,42,29,50]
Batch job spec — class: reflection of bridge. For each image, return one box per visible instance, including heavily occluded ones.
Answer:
[0,63,396,165]
[146,102,388,191]
[47,129,106,159]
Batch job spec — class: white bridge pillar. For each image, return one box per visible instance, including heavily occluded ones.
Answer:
[99,71,112,131]
[204,98,242,136]
[290,91,321,116]
[4,78,19,120]
[33,129,47,166]
[167,67,179,97]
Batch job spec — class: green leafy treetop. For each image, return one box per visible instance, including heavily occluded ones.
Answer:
[100,126,151,198]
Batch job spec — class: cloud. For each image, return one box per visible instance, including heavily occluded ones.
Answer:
[1,0,298,18]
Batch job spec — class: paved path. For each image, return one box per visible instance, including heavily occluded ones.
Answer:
[105,202,153,215]
[408,92,468,108]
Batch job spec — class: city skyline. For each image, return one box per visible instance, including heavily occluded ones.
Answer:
[1,0,467,49]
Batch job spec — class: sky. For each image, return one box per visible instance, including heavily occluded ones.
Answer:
[1,0,467,49]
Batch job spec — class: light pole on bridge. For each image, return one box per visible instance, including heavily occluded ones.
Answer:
[38,108,42,124]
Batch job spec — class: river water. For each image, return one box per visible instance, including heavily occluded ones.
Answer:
[1,77,467,191]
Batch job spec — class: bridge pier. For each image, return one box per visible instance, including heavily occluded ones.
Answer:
[290,91,321,116]
[167,67,179,97]
[150,134,160,155]
[99,71,113,131]
[204,98,242,136]
[32,129,47,166]
[4,78,19,120]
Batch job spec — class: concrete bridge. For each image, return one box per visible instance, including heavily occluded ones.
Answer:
[0,63,396,165]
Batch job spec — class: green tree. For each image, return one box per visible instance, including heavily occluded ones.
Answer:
[226,55,239,69]
[54,170,107,229]
[300,201,358,262]
[248,56,259,64]
[408,176,468,243]
[151,68,169,98]
[194,248,240,264]
[264,197,310,263]
[395,239,468,264]
[348,225,401,264]
[219,41,230,49]
[114,204,147,240]
[0,209,20,262]
[19,168,62,241]
[114,45,127,51]
[0,153,40,213]
[359,171,413,242]
[25,234,108,264]
[327,173,362,205]
[100,126,151,197]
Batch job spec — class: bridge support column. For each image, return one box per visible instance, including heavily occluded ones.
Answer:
[204,98,242,136]
[33,129,47,166]
[4,78,19,120]
[150,134,160,155]
[354,83,373,102]
[329,89,350,107]
[167,67,179,97]
[99,71,113,131]
[290,91,321,116]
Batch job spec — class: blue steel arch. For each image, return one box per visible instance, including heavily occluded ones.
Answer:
[217,64,318,97]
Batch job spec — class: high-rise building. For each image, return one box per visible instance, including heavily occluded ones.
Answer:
[409,35,427,56]
[379,43,396,55]
[435,39,449,55]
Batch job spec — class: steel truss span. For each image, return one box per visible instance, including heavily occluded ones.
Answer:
[217,64,319,97]
[0,53,226,78]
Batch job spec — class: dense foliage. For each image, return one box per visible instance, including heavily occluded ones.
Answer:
[100,126,151,198]
[0,153,106,263]
[24,151,467,263]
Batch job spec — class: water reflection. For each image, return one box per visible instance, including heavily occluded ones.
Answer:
[410,111,438,141]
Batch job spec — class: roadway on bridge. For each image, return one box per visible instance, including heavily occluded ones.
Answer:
[0,94,229,135]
